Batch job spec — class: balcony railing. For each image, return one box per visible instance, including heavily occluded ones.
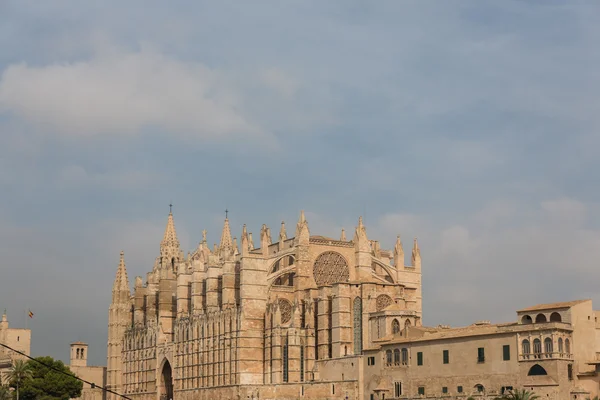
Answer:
[519,351,572,360]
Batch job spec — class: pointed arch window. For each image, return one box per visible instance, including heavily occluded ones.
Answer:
[392,319,400,335]
[353,297,363,355]
[282,335,289,383]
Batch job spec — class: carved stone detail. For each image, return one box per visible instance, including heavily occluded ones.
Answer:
[313,251,349,286]
[376,294,393,311]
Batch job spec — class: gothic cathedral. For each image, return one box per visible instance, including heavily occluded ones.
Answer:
[107,210,422,400]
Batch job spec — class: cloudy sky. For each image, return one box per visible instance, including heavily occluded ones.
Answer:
[1,0,599,366]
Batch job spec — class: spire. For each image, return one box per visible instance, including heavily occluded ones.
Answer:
[219,215,233,252]
[279,221,287,242]
[411,237,421,267]
[161,209,180,250]
[112,251,131,301]
[233,237,239,256]
[340,228,346,241]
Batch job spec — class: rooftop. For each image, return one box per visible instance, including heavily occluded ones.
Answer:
[517,299,590,313]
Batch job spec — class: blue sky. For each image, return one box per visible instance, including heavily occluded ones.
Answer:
[1,1,599,366]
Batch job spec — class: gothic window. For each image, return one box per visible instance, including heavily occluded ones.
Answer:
[392,319,400,334]
[533,339,542,356]
[328,297,333,359]
[278,299,293,324]
[544,337,553,354]
[401,348,408,365]
[282,335,289,383]
[376,295,393,311]
[558,338,563,353]
[300,344,305,382]
[313,251,349,286]
[386,350,393,366]
[301,301,306,328]
[393,349,400,365]
[314,299,320,360]
[405,318,411,328]
[522,339,530,354]
[353,297,363,355]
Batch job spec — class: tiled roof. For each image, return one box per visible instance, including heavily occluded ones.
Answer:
[517,299,590,313]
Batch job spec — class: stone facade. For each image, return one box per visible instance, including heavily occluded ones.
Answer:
[107,210,421,400]
[364,299,600,400]
[0,312,31,378]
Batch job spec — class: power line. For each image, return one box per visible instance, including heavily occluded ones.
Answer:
[0,342,132,400]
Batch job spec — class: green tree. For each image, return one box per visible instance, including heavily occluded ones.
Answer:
[0,386,11,400]
[16,357,82,400]
[5,359,32,400]
[495,389,540,400]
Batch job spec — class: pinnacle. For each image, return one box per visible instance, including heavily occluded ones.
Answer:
[279,221,287,241]
[219,217,233,251]
[113,250,130,294]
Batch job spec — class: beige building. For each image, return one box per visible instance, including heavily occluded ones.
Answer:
[364,299,600,400]
[107,210,422,400]
[0,311,31,378]
[68,342,107,400]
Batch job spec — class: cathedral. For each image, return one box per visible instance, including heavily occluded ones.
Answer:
[107,209,422,400]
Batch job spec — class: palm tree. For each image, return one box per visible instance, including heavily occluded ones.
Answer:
[5,359,32,400]
[0,386,11,400]
[495,389,540,400]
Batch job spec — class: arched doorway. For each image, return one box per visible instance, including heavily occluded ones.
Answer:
[159,360,173,400]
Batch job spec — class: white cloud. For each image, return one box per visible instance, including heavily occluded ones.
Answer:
[0,48,265,140]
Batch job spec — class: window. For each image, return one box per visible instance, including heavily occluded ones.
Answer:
[314,299,319,360]
[443,350,449,364]
[544,337,553,354]
[522,339,530,354]
[550,312,562,322]
[442,387,448,394]
[558,338,563,353]
[503,345,510,361]
[521,315,533,324]
[332,384,335,395]
[394,382,402,397]
[401,348,408,365]
[533,339,542,357]
[386,350,393,366]
[475,384,484,393]
[370,395,374,400]
[457,386,463,393]
[392,319,400,334]
[565,338,571,354]
[393,349,400,365]
[528,364,547,376]
[368,356,375,366]
[353,297,363,355]
[502,386,513,394]
[300,345,305,382]
[417,352,423,366]
[328,297,333,358]
[283,336,289,382]
[535,313,547,323]
[418,386,425,396]
[568,364,573,380]
[477,347,485,363]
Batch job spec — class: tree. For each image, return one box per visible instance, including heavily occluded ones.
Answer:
[5,359,32,400]
[0,386,11,400]
[495,389,540,400]
[15,357,82,400]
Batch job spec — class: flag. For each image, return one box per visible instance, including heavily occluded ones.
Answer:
[28,310,33,318]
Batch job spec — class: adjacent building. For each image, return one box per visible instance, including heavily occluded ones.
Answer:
[68,342,107,400]
[0,311,31,377]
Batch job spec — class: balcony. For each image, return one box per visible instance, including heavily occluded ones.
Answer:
[519,352,572,361]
